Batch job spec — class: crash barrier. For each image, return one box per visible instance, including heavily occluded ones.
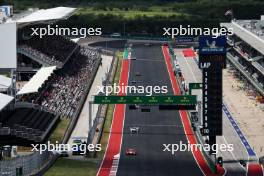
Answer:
[85,45,115,57]
[87,52,118,158]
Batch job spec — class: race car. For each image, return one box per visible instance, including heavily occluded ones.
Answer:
[163,43,168,46]
[135,71,141,76]
[129,104,139,110]
[126,148,137,155]
[130,127,140,134]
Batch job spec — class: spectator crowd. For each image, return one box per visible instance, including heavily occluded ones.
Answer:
[21,46,101,118]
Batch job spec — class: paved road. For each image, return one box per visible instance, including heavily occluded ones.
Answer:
[216,112,247,176]
[117,45,204,176]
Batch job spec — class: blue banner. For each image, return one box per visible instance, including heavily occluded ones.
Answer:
[199,36,226,55]
[174,37,194,43]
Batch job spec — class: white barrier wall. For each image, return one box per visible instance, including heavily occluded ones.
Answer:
[0,22,16,69]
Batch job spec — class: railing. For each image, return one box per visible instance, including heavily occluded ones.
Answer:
[17,46,63,68]
[17,46,58,67]
[227,53,264,96]
[14,102,35,109]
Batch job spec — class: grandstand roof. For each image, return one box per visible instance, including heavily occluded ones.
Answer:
[221,21,264,56]
[0,93,14,111]
[15,7,76,23]
[0,75,12,91]
[17,66,56,95]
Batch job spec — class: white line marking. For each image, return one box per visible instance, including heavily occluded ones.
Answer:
[182,55,198,82]
[222,135,247,172]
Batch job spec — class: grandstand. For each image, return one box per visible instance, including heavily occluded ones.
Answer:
[20,47,101,118]
[0,107,58,145]
[221,17,264,97]
[0,6,101,146]
[14,9,101,117]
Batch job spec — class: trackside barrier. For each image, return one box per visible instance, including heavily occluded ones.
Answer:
[87,50,119,158]
[86,45,114,56]
[167,44,217,173]
[168,42,185,94]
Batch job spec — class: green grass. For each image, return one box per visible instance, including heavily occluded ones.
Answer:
[45,158,97,176]
[114,53,123,84]
[97,104,115,159]
[49,118,70,143]
[76,8,187,19]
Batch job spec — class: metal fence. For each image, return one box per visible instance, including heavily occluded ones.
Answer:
[0,151,53,176]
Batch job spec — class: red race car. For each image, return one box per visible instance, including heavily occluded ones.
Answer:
[126,148,137,155]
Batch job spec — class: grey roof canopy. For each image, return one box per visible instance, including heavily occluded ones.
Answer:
[0,93,14,111]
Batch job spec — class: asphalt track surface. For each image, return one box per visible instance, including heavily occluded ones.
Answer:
[117,45,204,176]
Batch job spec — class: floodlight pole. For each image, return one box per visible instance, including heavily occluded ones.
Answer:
[86,100,93,145]
[10,69,16,97]
[89,101,92,131]
[10,69,16,110]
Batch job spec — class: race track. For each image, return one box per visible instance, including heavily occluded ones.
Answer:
[117,45,204,176]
